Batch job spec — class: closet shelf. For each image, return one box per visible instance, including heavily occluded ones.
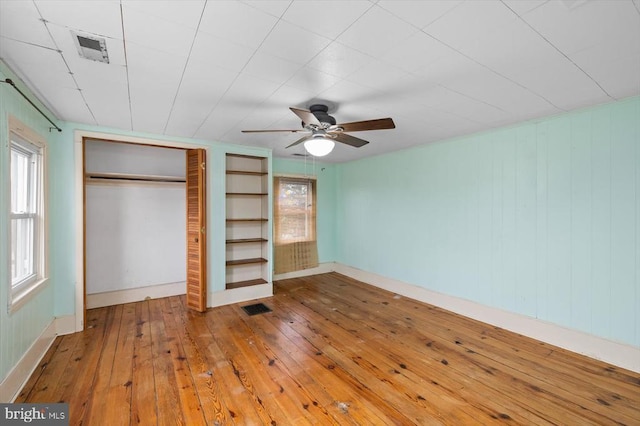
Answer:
[226,170,268,176]
[226,278,268,289]
[85,172,185,183]
[226,192,268,196]
[226,238,268,244]
[226,218,268,222]
[226,258,268,266]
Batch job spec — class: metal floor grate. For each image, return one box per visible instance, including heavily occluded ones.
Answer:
[241,303,272,316]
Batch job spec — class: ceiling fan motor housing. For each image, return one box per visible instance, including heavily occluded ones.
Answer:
[309,104,336,125]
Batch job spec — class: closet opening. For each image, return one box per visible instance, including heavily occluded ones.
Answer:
[81,138,206,326]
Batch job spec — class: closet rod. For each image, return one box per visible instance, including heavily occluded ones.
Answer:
[1,78,62,133]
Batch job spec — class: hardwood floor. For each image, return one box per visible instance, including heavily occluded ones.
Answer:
[17,273,640,425]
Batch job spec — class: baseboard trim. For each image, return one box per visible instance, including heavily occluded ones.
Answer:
[0,321,55,402]
[86,281,186,309]
[333,264,640,373]
[55,314,77,336]
[210,283,273,308]
[273,262,336,281]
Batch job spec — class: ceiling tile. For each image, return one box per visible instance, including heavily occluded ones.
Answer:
[337,6,417,57]
[307,42,374,78]
[225,72,281,103]
[571,52,640,100]
[436,63,555,119]
[121,0,205,30]
[129,91,174,135]
[242,51,301,86]
[0,38,73,117]
[165,61,239,136]
[259,20,332,65]
[405,84,508,125]
[501,0,548,16]
[126,42,185,92]
[284,67,341,95]
[122,4,196,57]
[317,80,389,114]
[523,0,640,57]
[189,31,255,74]
[377,0,463,29]
[509,58,608,111]
[194,73,284,137]
[164,96,218,138]
[0,1,55,49]
[346,60,415,93]
[194,103,251,140]
[38,85,96,124]
[281,1,372,39]
[199,1,278,49]
[228,106,295,140]
[34,0,123,39]
[81,80,132,130]
[380,31,458,74]
[423,1,551,66]
[240,1,291,18]
[262,84,320,112]
[126,42,185,132]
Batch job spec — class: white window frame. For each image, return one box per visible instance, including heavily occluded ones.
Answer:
[7,116,48,312]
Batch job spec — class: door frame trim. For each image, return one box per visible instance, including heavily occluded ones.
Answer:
[74,130,207,331]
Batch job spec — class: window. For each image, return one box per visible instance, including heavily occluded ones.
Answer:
[273,177,318,274]
[8,119,46,308]
[274,178,316,243]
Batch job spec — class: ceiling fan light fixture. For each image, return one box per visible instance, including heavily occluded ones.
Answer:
[304,137,335,157]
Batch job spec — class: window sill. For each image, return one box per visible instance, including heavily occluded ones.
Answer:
[8,277,50,314]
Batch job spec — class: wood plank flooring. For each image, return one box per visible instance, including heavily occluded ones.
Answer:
[16,273,640,425]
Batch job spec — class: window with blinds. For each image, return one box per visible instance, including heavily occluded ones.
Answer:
[273,176,318,274]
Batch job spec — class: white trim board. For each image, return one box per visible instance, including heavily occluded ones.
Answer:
[86,281,186,309]
[273,262,335,281]
[331,264,640,374]
[0,315,75,402]
[210,283,273,308]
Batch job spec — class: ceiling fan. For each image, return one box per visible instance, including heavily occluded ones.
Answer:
[241,104,395,157]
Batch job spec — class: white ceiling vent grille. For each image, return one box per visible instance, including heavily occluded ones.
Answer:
[72,31,109,64]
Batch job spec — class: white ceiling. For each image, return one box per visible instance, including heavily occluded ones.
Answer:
[1,0,639,163]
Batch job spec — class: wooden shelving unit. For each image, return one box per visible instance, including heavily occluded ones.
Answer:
[225,154,269,290]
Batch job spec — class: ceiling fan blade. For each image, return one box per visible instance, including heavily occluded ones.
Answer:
[336,118,395,132]
[241,129,305,133]
[286,135,311,149]
[332,132,369,148]
[290,107,322,127]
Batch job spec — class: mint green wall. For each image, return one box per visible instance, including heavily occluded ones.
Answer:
[0,63,58,384]
[336,97,640,347]
[273,158,337,263]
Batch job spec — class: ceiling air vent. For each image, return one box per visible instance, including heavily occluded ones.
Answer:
[72,31,109,63]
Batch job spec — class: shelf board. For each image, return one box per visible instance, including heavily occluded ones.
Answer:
[226,278,268,290]
[226,170,268,176]
[226,218,268,222]
[226,192,268,196]
[226,257,268,266]
[85,172,185,183]
[226,238,268,244]
[226,153,267,160]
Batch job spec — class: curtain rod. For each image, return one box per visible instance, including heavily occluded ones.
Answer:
[1,78,62,132]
